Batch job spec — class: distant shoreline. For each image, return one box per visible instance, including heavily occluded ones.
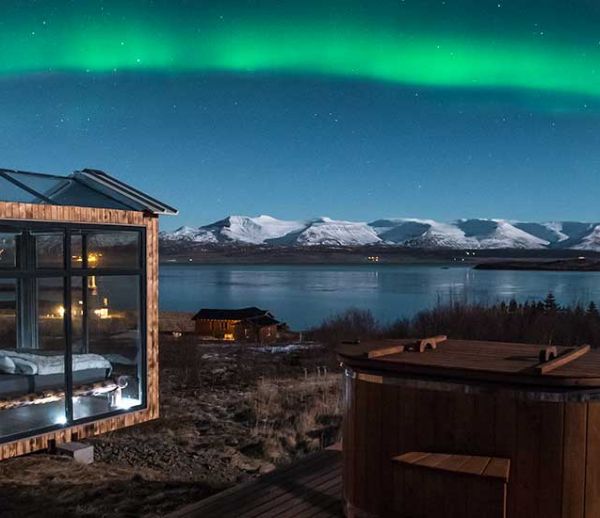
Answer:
[159,244,600,266]
[474,258,600,272]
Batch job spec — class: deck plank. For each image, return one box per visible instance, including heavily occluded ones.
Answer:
[168,450,343,518]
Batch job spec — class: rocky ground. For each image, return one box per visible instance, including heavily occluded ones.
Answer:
[0,329,342,518]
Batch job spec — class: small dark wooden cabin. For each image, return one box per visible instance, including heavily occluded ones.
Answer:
[192,307,280,343]
[0,167,176,460]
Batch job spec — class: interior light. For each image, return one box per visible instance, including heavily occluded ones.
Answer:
[116,397,141,410]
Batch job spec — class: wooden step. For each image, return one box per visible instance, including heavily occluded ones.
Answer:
[393,452,510,518]
[393,451,510,482]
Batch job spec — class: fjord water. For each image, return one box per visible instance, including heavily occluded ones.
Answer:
[159,264,600,330]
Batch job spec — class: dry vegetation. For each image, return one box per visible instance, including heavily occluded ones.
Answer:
[310,295,600,348]
[2,296,594,517]
[0,325,342,518]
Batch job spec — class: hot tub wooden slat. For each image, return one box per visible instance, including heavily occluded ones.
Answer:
[341,371,355,507]
[483,458,511,481]
[365,379,383,514]
[353,379,369,508]
[437,454,472,473]
[394,452,510,480]
[457,455,492,476]
[562,402,587,517]
[365,343,406,359]
[380,382,399,509]
[536,345,591,375]
[539,401,565,518]
[585,404,600,517]
[514,399,542,518]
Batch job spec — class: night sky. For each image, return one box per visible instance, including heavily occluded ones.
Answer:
[1,1,599,229]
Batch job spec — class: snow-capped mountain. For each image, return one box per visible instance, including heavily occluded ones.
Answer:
[160,216,600,251]
[456,219,549,249]
[202,215,307,245]
[164,225,218,244]
[573,225,600,251]
[373,219,479,249]
[296,218,380,246]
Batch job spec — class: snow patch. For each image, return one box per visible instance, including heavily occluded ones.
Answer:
[161,215,599,250]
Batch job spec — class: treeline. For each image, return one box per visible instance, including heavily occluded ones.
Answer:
[310,294,600,348]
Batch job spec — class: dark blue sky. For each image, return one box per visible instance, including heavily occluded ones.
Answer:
[0,1,599,230]
[1,72,598,230]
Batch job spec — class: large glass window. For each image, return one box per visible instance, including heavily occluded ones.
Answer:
[36,278,66,350]
[35,232,64,269]
[0,279,16,346]
[87,231,140,269]
[0,233,17,268]
[0,223,145,443]
[73,275,142,419]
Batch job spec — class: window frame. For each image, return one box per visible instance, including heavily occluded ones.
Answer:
[0,220,147,444]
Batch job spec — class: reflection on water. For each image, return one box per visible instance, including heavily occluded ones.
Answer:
[159,264,600,330]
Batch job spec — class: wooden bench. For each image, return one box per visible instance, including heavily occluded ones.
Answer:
[392,452,510,518]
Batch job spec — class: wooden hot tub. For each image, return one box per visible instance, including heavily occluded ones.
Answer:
[339,337,600,518]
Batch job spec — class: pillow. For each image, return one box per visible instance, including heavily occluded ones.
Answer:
[11,358,37,375]
[0,355,16,374]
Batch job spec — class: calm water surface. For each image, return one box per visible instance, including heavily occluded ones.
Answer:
[159,264,600,330]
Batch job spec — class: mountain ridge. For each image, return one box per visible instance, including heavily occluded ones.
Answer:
[160,215,600,251]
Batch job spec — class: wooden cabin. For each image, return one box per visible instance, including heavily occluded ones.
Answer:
[191,307,281,343]
[339,337,600,518]
[0,167,176,460]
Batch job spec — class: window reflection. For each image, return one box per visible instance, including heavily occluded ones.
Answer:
[0,277,67,437]
[87,232,139,269]
[36,278,65,351]
[73,275,142,419]
[0,233,17,268]
[35,232,64,269]
[71,234,83,269]
[0,279,16,347]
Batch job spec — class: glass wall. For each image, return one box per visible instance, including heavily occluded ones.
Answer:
[0,223,145,443]
[73,275,142,419]
[0,233,17,268]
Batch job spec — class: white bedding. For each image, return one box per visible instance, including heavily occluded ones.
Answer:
[0,350,112,376]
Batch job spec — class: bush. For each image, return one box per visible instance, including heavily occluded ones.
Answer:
[308,308,381,345]
[311,294,600,348]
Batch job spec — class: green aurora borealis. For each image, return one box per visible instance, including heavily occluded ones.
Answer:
[1,0,600,102]
[1,1,600,225]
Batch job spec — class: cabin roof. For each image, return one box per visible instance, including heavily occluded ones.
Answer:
[192,307,280,326]
[0,168,178,215]
[339,338,600,389]
[247,315,280,327]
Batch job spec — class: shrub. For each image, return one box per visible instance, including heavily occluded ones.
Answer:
[308,308,381,345]
[310,294,600,348]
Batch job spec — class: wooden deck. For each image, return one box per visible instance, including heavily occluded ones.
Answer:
[168,449,343,518]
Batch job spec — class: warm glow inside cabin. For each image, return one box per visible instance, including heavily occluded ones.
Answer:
[0,168,176,460]
[192,307,281,343]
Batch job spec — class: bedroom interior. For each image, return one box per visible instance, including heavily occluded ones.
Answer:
[0,168,176,459]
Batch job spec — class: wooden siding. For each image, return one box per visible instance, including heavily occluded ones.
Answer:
[343,370,600,518]
[194,319,278,343]
[194,319,239,339]
[0,201,159,460]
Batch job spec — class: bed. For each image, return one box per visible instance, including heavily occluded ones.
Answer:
[0,349,113,397]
